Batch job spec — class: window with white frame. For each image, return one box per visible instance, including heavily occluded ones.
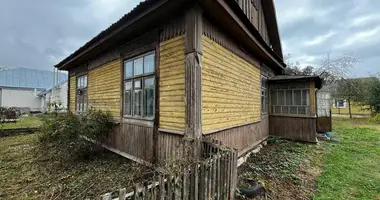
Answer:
[76,75,88,112]
[123,52,155,119]
[334,99,346,108]
[261,76,268,113]
[270,83,310,115]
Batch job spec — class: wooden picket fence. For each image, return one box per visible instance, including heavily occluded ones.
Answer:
[100,139,238,200]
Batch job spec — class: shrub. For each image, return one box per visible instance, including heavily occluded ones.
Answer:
[38,108,117,161]
[368,113,380,124]
[0,107,18,120]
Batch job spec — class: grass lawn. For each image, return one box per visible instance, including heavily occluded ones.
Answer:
[0,134,152,200]
[238,118,380,200]
[0,116,43,129]
[313,118,380,200]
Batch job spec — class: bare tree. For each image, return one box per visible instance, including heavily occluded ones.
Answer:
[284,52,361,118]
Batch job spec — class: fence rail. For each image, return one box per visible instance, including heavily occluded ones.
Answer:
[100,139,238,200]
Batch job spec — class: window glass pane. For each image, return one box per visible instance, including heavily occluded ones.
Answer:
[261,96,265,112]
[144,77,155,117]
[275,106,281,114]
[278,90,285,105]
[134,89,142,116]
[298,107,306,114]
[270,90,276,105]
[134,58,143,76]
[294,90,302,105]
[286,90,293,105]
[290,106,297,114]
[125,61,133,78]
[124,81,132,115]
[77,79,80,88]
[144,54,155,74]
[134,79,141,89]
[125,81,132,90]
[271,90,277,105]
[302,90,310,106]
[282,106,289,114]
[83,76,87,87]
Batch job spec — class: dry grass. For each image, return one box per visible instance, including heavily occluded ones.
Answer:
[0,134,153,200]
[237,117,380,200]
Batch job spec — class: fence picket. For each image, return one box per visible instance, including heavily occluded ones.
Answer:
[159,175,165,200]
[98,139,238,200]
[102,193,112,200]
[211,155,217,199]
[119,188,126,200]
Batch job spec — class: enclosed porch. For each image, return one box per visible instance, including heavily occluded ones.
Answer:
[268,75,322,142]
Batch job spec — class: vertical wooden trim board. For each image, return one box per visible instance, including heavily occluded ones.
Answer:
[184,6,203,141]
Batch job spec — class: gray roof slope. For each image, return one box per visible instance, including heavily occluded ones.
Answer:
[0,68,67,89]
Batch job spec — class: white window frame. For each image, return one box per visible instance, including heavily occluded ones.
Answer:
[123,51,155,120]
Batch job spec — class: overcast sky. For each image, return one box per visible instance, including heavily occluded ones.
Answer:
[0,0,379,76]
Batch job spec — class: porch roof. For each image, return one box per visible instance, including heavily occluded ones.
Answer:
[269,75,323,89]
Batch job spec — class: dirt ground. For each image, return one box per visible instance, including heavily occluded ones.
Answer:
[237,138,326,200]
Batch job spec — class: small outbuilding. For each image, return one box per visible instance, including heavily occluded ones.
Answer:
[268,75,322,142]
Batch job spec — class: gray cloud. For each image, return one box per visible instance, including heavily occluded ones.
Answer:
[0,0,379,77]
[276,0,380,77]
[0,0,139,71]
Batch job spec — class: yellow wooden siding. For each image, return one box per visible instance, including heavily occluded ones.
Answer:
[202,36,261,132]
[88,59,121,118]
[159,35,185,131]
[69,76,76,113]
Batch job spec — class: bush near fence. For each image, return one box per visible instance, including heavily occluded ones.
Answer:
[99,139,238,200]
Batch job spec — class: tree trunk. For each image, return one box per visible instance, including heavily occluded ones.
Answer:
[348,99,352,119]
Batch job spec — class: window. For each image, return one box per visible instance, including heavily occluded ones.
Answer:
[271,88,310,115]
[334,99,346,108]
[124,52,155,119]
[76,75,88,112]
[261,76,268,113]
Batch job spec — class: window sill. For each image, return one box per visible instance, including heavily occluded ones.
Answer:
[269,114,316,119]
[122,118,154,127]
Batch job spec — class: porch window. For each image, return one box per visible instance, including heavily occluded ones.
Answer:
[123,52,155,119]
[76,75,88,112]
[261,76,268,113]
[271,88,310,115]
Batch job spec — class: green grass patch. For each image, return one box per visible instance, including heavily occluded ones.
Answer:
[0,116,43,129]
[0,134,152,200]
[313,118,380,200]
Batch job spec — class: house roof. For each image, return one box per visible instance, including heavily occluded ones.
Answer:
[0,68,67,90]
[37,80,68,96]
[55,0,164,70]
[269,75,323,89]
[55,0,285,71]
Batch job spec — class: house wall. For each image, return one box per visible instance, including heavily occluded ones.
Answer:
[269,80,317,142]
[269,115,317,142]
[69,76,76,112]
[0,87,42,110]
[41,81,68,111]
[201,17,269,156]
[237,0,270,45]
[159,35,186,131]
[88,59,121,118]
[202,36,261,132]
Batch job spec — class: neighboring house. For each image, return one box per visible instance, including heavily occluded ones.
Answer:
[0,68,67,112]
[55,0,322,164]
[329,77,373,115]
[331,99,371,115]
[38,80,68,112]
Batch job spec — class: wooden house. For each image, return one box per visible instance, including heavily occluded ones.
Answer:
[56,0,322,164]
